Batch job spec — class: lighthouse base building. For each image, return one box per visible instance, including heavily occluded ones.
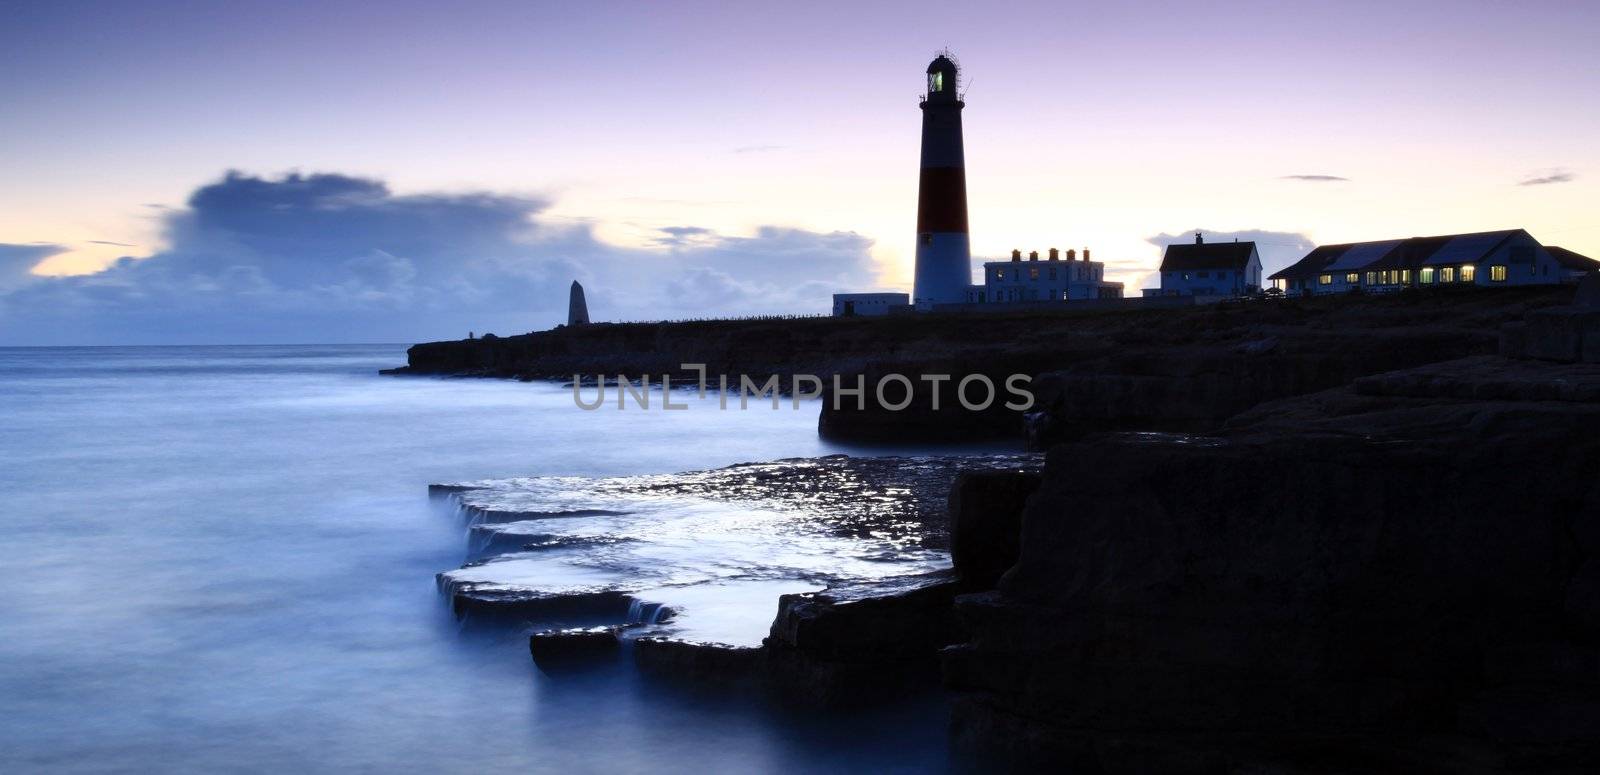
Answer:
[966,248,1123,304]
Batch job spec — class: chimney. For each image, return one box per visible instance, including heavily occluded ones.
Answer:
[1067,249,1077,261]
[1029,250,1039,261]
[1195,230,1204,244]
[1011,249,1021,262]
[1048,248,1059,261]
[1084,248,1092,262]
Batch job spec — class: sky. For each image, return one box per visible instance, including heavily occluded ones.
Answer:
[1,0,1597,344]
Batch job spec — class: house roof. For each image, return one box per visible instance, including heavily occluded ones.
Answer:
[1548,246,1599,272]
[1271,229,1529,280]
[1322,239,1403,271]
[1159,241,1257,272]
[1268,244,1346,281]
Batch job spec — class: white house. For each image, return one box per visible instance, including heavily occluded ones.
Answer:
[832,292,909,317]
[1145,233,1262,298]
[965,248,1123,304]
[1269,229,1580,296]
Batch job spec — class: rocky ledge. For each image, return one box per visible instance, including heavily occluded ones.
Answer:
[633,570,967,706]
[943,353,1600,772]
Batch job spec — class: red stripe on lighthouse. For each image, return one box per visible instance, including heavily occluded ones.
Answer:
[915,168,968,233]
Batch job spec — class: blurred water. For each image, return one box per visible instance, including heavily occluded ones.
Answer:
[0,345,976,774]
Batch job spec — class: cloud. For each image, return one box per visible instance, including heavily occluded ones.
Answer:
[0,243,65,290]
[732,144,785,154]
[1144,229,1316,287]
[0,171,877,345]
[87,240,139,247]
[1279,174,1348,182]
[1519,169,1575,186]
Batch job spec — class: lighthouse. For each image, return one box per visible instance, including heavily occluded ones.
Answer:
[911,52,971,306]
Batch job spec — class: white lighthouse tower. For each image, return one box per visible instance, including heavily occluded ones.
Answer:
[911,52,972,306]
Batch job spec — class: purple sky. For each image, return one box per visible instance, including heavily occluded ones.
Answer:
[2,0,1596,343]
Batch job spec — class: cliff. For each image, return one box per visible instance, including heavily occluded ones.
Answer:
[944,355,1600,771]
[389,286,1573,445]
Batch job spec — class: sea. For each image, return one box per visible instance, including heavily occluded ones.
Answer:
[0,345,994,774]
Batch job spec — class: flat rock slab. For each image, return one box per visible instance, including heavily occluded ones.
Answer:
[529,626,624,671]
[430,454,1037,643]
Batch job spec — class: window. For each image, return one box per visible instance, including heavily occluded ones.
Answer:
[1401,269,1411,284]
[1029,267,1039,280]
[1048,268,1057,280]
[930,72,944,92]
[1490,265,1507,282]
[1346,273,1359,284]
[993,268,1005,281]
[1421,268,1434,284]
[1461,265,1476,283]
[1198,271,1210,279]
[1366,272,1376,285]
[1182,272,1191,281]
[1441,267,1455,283]
[1319,274,1332,285]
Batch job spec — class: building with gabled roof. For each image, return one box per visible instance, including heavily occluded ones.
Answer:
[1269,229,1571,295]
[1547,246,1600,281]
[1145,232,1262,298]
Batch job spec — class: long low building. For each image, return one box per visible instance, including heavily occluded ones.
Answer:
[1270,229,1596,295]
[832,292,910,316]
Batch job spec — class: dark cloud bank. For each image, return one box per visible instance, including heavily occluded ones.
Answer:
[0,172,878,345]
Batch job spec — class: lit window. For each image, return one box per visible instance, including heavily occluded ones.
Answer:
[1346,273,1359,284]
[1421,268,1434,284]
[1183,272,1191,281]
[1461,265,1476,283]
[1401,270,1411,283]
[1491,265,1507,282]
[1366,272,1376,285]
[994,269,1005,281]
[1441,267,1455,283]
[1319,274,1332,285]
[930,72,944,92]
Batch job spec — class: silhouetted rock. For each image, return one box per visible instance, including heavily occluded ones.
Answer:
[947,470,1039,589]
[1512,273,1600,364]
[763,571,965,707]
[945,356,1600,770]
[632,637,766,692]
[529,626,622,671]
